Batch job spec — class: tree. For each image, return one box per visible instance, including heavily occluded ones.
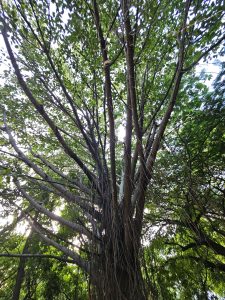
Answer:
[0,0,224,299]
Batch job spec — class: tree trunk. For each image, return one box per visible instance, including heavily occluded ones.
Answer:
[12,230,33,300]
[96,257,147,300]
[92,216,147,300]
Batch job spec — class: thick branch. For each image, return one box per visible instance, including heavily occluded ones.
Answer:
[92,0,118,208]
[122,0,145,163]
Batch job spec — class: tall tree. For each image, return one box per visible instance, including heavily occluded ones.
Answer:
[0,0,224,299]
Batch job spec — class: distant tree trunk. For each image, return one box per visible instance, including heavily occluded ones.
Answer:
[12,230,33,300]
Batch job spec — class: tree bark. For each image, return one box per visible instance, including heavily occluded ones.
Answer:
[93,215,147,300]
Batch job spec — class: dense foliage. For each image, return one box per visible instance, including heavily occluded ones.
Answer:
[0,0,224,299]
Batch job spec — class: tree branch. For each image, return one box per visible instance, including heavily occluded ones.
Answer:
[0,18,99,192]
[92,0,118,210]
[16,181,97,241]
[0,253,77,264]
[2,116,101,220]
[183,34,225,72]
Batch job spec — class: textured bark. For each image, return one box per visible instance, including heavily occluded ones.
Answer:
[96,247,147,299]
[91,210,147,300]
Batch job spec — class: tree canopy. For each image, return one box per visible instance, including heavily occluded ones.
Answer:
[0,0,224,299]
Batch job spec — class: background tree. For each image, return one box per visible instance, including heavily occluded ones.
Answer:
[0,0,224,299]
[144,63,225,299]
